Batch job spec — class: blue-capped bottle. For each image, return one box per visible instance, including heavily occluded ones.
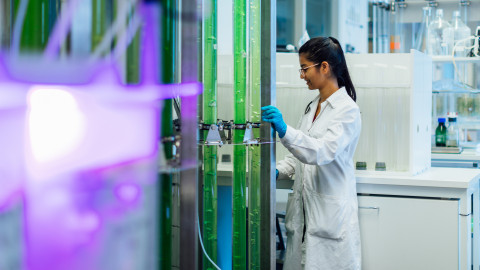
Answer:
[435,117,447,147]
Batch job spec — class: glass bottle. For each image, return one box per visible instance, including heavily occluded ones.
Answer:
[435,117,447,147]
[446,115,460,147]
[451,10,471,57]
[427,9,452,56]
[414,7,432,53]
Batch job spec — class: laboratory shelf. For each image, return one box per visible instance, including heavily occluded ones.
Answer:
[431,56,480,63]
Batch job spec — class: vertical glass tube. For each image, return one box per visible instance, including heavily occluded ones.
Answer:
[390,1,405,53]
[233,0,247,269]
[91,0,107,52]
[377,2,383,53]
[14,0,49,52]
[248,0,260,268]
[372,1,378,53]
[382,1,390,53]
[126,4,140,84]
[202,0,218,269]
[0,1,10,48]
[160,0,176,269]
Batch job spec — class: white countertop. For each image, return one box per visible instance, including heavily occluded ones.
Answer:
[355,167,480,189]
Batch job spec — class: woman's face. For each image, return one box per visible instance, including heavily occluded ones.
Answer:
[299,53,326,91]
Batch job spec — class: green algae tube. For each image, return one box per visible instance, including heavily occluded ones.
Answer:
[248,0,261,268]
[202,0,218,269]
[233,0,247,269]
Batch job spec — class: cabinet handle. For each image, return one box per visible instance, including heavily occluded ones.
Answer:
[359,206,379,210]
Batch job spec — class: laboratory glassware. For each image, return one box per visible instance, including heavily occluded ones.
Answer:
[427,9,452,56]
[413,7,432,53]
[435,117,447,147]
[446,114,460,147]
[451,10,471,57]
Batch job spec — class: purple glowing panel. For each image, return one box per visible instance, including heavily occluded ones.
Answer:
[25,159,158,270]
[22,85,164,270]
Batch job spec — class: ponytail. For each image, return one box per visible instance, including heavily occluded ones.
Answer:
[299,36,357,102]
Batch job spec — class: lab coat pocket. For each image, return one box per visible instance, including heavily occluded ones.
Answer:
[304,191,347,240]
[285,193,302,234]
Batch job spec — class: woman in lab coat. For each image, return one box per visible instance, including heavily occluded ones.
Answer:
[262,37,361,269]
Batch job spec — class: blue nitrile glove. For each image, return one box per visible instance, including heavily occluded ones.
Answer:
[261,105,287,138]
[276,169,279,179]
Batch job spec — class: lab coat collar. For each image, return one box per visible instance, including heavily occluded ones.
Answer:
[323,87,347,110]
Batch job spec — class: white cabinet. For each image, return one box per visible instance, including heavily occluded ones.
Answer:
[358,195,459,270]
[356,168,480,270]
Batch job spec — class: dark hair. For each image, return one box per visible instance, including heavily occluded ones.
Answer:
[298,36,356,102]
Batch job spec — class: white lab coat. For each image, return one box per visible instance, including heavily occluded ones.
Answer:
[277,87,362,270]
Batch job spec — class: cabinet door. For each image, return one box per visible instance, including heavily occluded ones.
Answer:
[358,195,459,270]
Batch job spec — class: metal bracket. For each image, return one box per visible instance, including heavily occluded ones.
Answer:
[459,213,472,217]
[198,120,261,145]
[217,120,228,142]
[243,123,259,144]
[160,135,182,166]
[205,124,223,146]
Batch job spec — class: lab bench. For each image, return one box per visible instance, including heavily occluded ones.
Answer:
[432,149,480,168]
[279,167,480,270]
[356,168,480,270]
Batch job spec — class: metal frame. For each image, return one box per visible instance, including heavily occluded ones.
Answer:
[180,0,200,269]
[260,0,276,268]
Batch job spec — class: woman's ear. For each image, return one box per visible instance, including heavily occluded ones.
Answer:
[321,61,330,74]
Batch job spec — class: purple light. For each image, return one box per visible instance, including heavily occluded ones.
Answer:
[0,2,203,269]
[115,183,141,204]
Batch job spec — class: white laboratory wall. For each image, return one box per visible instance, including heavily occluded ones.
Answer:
[347,50,432,175]
[217,0,233,55]
[331,0,369,53]
[218,0,369,54]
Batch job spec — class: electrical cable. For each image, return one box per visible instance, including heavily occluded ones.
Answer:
[197,210,221,270]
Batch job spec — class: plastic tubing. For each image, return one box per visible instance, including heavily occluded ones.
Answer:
[247,0,261,268]
[233,0,247,268]
[202,0,218,269]
[91,0,107,53]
